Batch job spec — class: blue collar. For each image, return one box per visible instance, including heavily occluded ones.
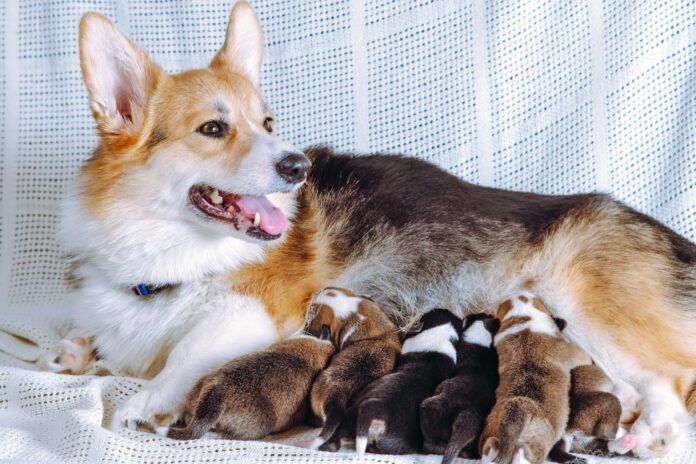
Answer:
[131,283,175,297]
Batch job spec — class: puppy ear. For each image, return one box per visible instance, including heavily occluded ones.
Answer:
[211,1,264,86]
[320,324,331,341]
[553,317,568,332]
[483,318,501,335]
[79,13,162,134]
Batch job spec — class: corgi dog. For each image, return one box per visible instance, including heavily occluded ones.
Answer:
[548,364,635,463]
[419,313,499,464]
[304,288,401,450]
[480,295,591,464]
[42,1,696,456]
[165,332,334,441]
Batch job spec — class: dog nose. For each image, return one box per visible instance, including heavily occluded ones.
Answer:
[275,152,311,184]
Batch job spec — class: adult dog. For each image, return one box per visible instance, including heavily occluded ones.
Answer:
[41,1,696,457]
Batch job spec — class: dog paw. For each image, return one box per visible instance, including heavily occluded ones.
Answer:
[36,338,93,374]
[629,417,679,458]
[607,428,638,455]
[112,388,181,434]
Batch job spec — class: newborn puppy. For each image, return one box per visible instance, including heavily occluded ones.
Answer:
[320,308,461,455]
[165,333,334,440]
[549,364,637,463]
[306,287,401,450]
[480,294,591,464]
[420,313,500,464]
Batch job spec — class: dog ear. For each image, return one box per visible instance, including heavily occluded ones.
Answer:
[79,13,162,133]
[483,318,501,335]
[553,317,568,332]
[320,324,331,341]
[211,1,264,86]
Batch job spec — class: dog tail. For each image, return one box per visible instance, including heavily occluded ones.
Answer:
[167,386,224,440]
[481,399,533,463]
[441,408,484,464]
[355,399,388,456]
[309,398,346,450]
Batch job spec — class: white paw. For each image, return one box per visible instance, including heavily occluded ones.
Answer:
[112,387,181,434]
[607,428,638,455]
[37,338,93,374]
[630,416,680,458]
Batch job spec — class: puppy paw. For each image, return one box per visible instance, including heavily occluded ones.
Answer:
[112,388,181,434]
[36,338,93,374]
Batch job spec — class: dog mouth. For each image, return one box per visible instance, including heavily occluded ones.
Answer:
[189,185,289,240]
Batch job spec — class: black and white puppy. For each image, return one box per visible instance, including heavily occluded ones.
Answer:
[319,308,461,455]
[420,313,500,464]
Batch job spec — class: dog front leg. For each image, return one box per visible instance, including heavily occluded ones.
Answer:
[111,294,278,433]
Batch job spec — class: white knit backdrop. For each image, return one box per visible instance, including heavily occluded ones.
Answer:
[0,1,694,463]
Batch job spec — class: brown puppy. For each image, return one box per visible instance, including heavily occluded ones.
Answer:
[480,294,591,464]
[549,364,637,462]
[165,333,334,440]
[306,287,401,450]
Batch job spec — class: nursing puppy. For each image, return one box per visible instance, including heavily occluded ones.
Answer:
[165,333,333,440]
[305,287,401,450]
[420,313,500,464]
[480,295,591,464]
[549,364,637,462]
[320,308,461,454]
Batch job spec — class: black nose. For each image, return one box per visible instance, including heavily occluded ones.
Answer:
[275,152,311,184]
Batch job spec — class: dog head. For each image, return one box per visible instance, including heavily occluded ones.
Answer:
[305,287,397,349]
[401,308,461,361]
[494,294,567,344]
[67,2,308,283]
[461,313,499,348]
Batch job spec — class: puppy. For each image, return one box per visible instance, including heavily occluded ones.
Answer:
[305,288,401,450]
[319,308,461,454]
[420,313,500,464]
[480,294,591,464]
[549,364,637,462]
[165,333,334,440]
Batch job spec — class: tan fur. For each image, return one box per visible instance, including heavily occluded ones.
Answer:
[480,297,590,464]
[307,291,401,423]
[567,364,622,441]
[171,336,334,440]
[230,197,343,336]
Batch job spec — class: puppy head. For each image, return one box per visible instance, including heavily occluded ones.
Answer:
[401,308,461,361]
[494,294,567,343]
[461,313,499,348]
[305,287,386,349]
[72,2,308,276]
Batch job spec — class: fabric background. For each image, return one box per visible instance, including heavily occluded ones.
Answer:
[0,0,694,462]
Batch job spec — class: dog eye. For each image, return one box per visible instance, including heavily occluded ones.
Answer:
[197,120,228,138]
[262,117,274,134]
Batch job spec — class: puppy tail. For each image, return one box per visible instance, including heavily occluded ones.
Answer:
[167,386,224,440]
[441,408,484,464]
[481,399,532,463]
[355,399,388,455]
[311,399,346,450]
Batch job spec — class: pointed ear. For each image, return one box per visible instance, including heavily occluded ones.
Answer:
[211,1,264,86]
[553,317,568,332]
[483,318,501,335]
[79,12,161,133]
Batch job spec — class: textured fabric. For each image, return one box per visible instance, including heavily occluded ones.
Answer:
[0,0,694,462]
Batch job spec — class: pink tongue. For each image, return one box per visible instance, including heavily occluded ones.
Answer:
[235,195,289,235]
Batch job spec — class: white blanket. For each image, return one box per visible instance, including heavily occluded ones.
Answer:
[0,0,694,462]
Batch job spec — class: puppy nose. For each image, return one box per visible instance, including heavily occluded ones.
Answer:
[275,152,311,184]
